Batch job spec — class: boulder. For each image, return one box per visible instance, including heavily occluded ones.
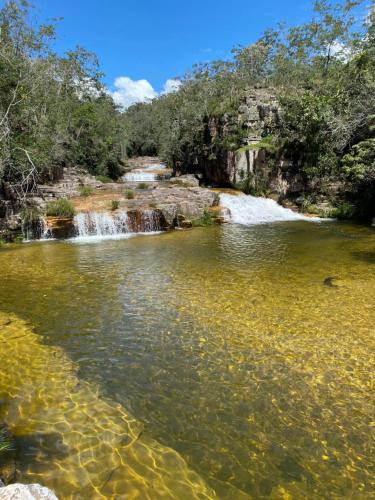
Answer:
[177,214,192,229]
[169,175,199,188]
[0,484,58,500]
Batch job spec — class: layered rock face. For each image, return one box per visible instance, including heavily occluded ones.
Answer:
[233,89,281,185]
[0,167,104,240]
[0,156,219,240]
[175,88,285,189]
[175,88,346,206]
[31,186,219,240]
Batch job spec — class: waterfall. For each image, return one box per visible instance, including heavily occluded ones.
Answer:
[123,171,158,182]
[72,210,162,241]
[220,193,319,225]
[123,163,167,182]
[74,212,129,237]
[23,216,52,241]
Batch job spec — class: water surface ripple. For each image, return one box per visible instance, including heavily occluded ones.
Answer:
[0,221,374,498]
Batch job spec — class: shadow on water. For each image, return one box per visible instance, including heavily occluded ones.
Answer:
[351,251,375,264]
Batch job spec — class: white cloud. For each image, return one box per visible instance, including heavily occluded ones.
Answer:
[329,41,352,62]
[110,76,182,109]
[162,78,182,95]
[111,76,158,109]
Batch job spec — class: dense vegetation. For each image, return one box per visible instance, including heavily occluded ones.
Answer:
[0,0,125,207]
[124,0,375,217]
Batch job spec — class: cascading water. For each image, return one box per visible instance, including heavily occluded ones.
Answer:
[123,163,168,182]
[74,212,129,237]
[220,193,319,225]
[23,216,52,241]
[72,210,162,242]
[123,171,158,182]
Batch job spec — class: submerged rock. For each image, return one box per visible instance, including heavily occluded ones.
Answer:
[0,428,16,486]
[323,276,347,288]
[0,484,58,499]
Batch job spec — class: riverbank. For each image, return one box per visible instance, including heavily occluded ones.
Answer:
[0,159,222,241]
[1,157,329,243]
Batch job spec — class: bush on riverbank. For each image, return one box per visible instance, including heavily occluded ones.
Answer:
[46,200,76,218]
[191,210,215,227]
[20,208,42,226]
[111,200,119,211]
[96,175,113,184]
[125,189,135,199]
[78,186,94,197]
[328,203,357,220]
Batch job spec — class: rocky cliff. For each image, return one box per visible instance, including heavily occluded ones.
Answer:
[175,88,345,208]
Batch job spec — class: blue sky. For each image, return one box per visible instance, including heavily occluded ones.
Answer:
[19,0,367,107]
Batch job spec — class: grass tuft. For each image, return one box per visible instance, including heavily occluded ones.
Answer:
[125,189,135,199]
[78,185,94,197]
[46,199,76,217]
[111,199,119,211]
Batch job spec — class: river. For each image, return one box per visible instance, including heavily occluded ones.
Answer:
[0,210,374,498]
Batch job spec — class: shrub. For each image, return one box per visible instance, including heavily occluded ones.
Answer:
[125,189,135,199]
[137,182,149,190]
[78,185,93,197]
[111,199,119,211]
[20,208,42,226]
[46,199,76,217]
[0,238,6,247]
[328,202,356,220]
[342,139,375,183]
[96,175,113,183]
[191,210,215,227]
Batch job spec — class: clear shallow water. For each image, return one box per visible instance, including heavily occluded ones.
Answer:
[0,222,374,498]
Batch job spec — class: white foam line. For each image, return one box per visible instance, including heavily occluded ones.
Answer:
[67,231,162,245]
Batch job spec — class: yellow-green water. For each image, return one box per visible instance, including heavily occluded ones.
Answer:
[0,221,374,498]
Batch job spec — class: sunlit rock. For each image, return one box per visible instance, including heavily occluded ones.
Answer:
[0,483,58,500]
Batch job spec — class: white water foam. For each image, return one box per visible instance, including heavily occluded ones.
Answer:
[70,210,162,243]
[123,171,158,182]
[220,193,320,225]
[123,163,166,182]
[69,233,162,244]
[74,212,130,237]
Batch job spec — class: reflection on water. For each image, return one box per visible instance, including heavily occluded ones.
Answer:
[0,221,374,498]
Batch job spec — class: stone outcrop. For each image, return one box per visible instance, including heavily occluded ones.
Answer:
[37,168,103,201]
[173,88,346,206]
[174,88,283,188]
[39,185,219,239]
[0,484,58,500]
[169,174,199,188]
[0,167,105,240]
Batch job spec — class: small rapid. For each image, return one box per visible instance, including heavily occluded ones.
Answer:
[220,193,319,225]
[123,163,167,182]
